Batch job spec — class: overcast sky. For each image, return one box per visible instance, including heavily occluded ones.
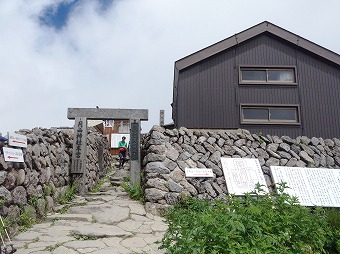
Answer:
[1,0,340,134]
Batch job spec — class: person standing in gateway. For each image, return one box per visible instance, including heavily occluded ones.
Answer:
[118,136,128,169]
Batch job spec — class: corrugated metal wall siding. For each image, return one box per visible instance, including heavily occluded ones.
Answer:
[177,49,237,129]
[297,51,340,138]
[175,33,340,138]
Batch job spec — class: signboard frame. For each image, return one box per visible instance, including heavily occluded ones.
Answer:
[221,158,269,195]
[270,166,340,207]
[3,147,24,162]
[7,132,27,148]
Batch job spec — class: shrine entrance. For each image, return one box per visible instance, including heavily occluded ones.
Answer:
[67,108,148,193]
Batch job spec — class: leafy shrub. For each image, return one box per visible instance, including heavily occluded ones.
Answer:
[161,183,339,253]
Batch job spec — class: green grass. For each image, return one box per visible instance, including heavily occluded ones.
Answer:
[161,183,340,254]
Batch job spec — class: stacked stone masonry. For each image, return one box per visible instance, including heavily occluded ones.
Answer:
[142,126,340,214]
[0,127,112,232]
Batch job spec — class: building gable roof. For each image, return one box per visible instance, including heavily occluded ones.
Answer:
[175,21,340,71]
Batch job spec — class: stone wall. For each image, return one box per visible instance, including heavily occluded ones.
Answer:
[142,126,340,214]
[0,127,112,230]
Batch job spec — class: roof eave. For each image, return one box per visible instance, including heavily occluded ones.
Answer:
[175,21,340,71]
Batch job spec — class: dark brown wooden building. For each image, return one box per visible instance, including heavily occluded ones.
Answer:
[172,21,340,138]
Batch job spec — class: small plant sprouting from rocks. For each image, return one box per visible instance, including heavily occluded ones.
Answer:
[55,204,72,214]
[18,205,36,232]
[58,182,78,204]
[255,131,265,144]
[28,195,39,207]
[45,243,63,251]
[90,176,109,193]
[43,184,56,197]
[121,180,144,203]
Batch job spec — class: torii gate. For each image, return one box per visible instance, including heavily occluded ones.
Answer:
[67,108,148,191]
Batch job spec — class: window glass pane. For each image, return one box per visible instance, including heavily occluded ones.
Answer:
[270,108,297,121]
[243,108,268,120]
[241,70,266,81]
[268,70,294,82]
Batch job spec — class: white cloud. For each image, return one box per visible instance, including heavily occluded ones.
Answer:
[0,0,339,133]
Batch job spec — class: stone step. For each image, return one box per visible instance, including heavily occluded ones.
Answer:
[46,213,93,222]
[111,180,122,187]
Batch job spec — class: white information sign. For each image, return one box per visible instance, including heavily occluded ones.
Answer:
[185,168,214,177]
[111,134,130,148]
[270,166,340,207]
[3,147,24,162]
[8,132,27,148]
[221,158,269,195]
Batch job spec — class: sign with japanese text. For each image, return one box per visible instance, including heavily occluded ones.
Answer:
[71,117,87,174]
[130,122,139,161]
[3,147,24,162]
[271,166,340,207]
[221,158,269,195]
[8,132,27,148]
[185,168,214,177]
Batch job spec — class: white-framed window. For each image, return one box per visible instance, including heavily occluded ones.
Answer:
[240,105,300,124]
[239,66,296,84]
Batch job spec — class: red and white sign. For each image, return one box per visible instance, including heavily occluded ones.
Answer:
[185,168,214,177]
[8,132,27,148]
[3,147,24,162]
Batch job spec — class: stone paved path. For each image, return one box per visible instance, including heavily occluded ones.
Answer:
[10,166,167,254]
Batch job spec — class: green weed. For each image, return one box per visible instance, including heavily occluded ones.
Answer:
[90,176,109,193]
[28,195,39,207]
[121,181,144,203]
[45,243,62,251]
[58,182,78,204]
[18,205,36,232]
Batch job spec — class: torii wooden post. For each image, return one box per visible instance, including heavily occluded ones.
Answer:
[67,108,148,191]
